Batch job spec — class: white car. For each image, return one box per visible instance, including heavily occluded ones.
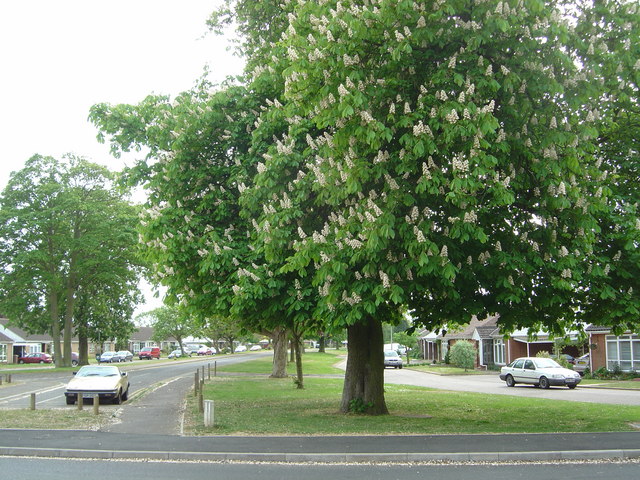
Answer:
[383,350,403,369]
[574,353,590,375]
[499,357,582,389]
[249,345,262,351]
[168,349,191,358]
[235,345,247,352]
[65,365,130,405]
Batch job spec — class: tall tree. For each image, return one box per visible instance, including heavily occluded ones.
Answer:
[244,0,639,413]
[0,155,142,366]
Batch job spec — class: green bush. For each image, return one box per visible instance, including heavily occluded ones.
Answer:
[449,340,477,371]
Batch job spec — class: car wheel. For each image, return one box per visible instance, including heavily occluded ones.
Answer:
[568,384,577,390]
[122,388,129,401]
[39,360,44,364]
[113,391,122,405]
[72,360,78,366]
[505,375,515,387]
[18,360,24,364]
[539,376,550,389]
[399,365,403,369]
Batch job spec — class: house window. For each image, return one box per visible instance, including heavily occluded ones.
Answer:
[493,339,505,365]
[606,335,640,371]
[0,344,6,362]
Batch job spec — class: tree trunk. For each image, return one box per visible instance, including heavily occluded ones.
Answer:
[318,334,326,353]
[49,291,62,368]
[78,330,89,365]
[270,327,288,378]
[292,332,304,389]
[340,316,388,415]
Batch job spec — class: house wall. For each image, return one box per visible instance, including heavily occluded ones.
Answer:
[506,339,527,362]
[589,333,608,371]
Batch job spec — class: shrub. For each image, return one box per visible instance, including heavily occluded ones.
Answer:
[449,340,477,371]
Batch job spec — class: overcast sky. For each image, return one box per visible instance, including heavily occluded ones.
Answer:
[0,0,244,313]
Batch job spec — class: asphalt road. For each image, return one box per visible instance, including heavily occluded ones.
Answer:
[0,352,269,411]
[2,456,639,479]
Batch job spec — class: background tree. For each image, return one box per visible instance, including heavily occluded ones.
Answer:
[139,305,197,354]
[0,155,142,366]
[449,341,477,371]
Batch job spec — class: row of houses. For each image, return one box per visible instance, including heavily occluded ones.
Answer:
[417,315,640,373]
[0,317,180,363]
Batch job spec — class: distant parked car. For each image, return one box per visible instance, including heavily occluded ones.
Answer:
[138,347,161,360]
[500,357,582,389]
[168,349,192,359]
[235,345,247,352]
[116,350,134,362]
[98,351,121,363]
[383,350,403,369]
[249,345,262,351]
[197,346,216,355]
[18,352,52,364]
[551,353,576,365]
[574,353,590,375]
[64,365,129,405]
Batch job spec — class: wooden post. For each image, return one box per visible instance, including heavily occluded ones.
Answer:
[214,361,217,377]
[198,391,204,413]
[207,363,211,380]
[77,393,84,411]
[93,397,99,415]
[194,371,199,396]
[0,376,2,386]
[6,374,11,383]
[204,400,214,427]
[30,393,36,410]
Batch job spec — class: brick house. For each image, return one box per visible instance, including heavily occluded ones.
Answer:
[584,325,640,373]
[418,315,586,370]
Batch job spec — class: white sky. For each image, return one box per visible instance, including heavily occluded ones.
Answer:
[0,0,244,313]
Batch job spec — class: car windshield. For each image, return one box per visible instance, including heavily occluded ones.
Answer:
[384,351,399,357]
[534,358,562,369]
[76,366,119,377]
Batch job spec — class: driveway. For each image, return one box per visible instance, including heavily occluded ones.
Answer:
[385,368,640,405]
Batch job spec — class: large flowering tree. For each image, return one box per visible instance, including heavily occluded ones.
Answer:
[94,0,638,414]
[245,0,639,413]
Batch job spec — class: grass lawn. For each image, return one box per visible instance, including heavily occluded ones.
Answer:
[186,375,640,436]
[0,408,111,430]
[217,351,345,375]
[580,379,640,389]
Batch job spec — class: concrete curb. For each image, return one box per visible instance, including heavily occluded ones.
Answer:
[1,446,640,463]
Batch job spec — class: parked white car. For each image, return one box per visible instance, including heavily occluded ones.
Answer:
[235,345,247,352]
[383,350,403,369]
[65,365,130,405]
[574,353,590,375]
[500,357,582,389]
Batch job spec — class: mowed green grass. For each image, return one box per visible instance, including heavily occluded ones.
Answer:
[186,351,640,435]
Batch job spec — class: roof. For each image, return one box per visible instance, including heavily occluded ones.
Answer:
[0,317,52,342]
[129,326,177,342]
[444,315,499,340]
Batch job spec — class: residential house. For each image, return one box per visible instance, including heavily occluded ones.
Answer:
[585,325,640,373]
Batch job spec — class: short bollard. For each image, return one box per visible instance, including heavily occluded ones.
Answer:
[0,376,3,386]
[93,397,99,415]
[214,361,217,377]
[77,394,84,411]
[201,366,205,383]
[30,393,36,410]
[204,400,214,427]
[6,374,11,384]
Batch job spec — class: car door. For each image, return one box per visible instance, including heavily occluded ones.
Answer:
[521,359,537,384]
[510,359,526,382]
